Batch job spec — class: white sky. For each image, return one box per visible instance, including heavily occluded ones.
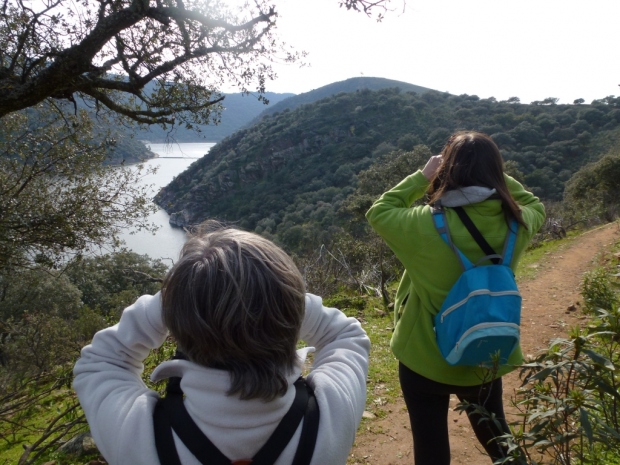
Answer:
[261,0,620,104]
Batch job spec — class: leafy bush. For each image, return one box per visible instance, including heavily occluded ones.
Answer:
[64,250,167,317]
[0,250,167,464]
[564,149,620,223]
[581,268,619,314]
[501,324,620,465]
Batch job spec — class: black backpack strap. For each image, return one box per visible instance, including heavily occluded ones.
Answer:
[291,380,320,465]
[452,206,500,264]
[154,376,318,465]
[159,377,235,465]
[251,377,310,465]
[153,390,183,465]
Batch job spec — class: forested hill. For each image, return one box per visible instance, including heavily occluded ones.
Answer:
[0,106,155,164]
[136,78,429,142]
[155,88,620,252]
[248,77,432,124]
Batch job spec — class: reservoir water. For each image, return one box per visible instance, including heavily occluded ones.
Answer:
[118,142,215,263]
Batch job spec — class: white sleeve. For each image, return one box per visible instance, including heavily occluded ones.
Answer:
[300,293,370,465]
[73,293,168,464]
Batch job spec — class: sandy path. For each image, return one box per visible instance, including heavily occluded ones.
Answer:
[349,223,620,465]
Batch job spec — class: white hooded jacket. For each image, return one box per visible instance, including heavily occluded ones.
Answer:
[73,293,370,465]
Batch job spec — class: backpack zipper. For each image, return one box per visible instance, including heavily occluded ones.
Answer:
[454,322,520,350]
[441,289,521,323]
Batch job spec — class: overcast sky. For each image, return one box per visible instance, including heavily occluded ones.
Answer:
[261,0,619,104]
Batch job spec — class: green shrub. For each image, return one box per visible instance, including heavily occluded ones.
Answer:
[581,268,619,314]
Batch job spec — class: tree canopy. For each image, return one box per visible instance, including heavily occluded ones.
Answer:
[564,148,620,222]
[0,0,392,127]
[0,0,280,127]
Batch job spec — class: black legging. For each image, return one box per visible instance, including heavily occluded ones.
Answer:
[399,363,511,465]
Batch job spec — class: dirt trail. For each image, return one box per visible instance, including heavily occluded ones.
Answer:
[349,223,620,465]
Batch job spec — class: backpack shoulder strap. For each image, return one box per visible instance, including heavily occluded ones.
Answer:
[453,206,501,265]
[445,206,520,267]
[153,376,318,465]
[155,376,232,465]
[153,380,183,465]
[250,377,311,465]
[501,218,519,267]
[431,204,473,271]
[291,379,320,465]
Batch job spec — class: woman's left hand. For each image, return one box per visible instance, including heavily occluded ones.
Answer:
[422,155,443,180]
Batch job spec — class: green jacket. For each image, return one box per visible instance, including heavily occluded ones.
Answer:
[366,171,546,385]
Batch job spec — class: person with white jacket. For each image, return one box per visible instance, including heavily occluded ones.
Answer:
[74,222,370,465]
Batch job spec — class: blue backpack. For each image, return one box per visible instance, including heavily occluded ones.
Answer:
[432,205,521,367]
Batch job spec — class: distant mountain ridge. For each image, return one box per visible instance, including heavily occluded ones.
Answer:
[137,77,431,142]
[248,77,432,124]
[137,91,295,143]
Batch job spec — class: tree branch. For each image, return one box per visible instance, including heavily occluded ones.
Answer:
[18,403,84,465]
[80,87,224,124]
[150,5,275,32]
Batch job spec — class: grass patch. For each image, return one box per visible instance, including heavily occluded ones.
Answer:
[517,230,582,281]
[324,294,401,412]
[0,380,86,465]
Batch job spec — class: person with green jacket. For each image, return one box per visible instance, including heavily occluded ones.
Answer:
[366,131,545,465]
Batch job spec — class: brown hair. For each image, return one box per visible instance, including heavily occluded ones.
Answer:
[161,221,306,401]
[427,131,526,228]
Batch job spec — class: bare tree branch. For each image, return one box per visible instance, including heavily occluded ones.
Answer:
[0,0,277,124]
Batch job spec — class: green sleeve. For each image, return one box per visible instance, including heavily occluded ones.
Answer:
[365,170,431,261]
[366,169,428,225]
[366,171,432,328]
[504,174,546,236]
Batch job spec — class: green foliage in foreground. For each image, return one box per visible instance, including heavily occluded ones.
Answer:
[2,229,620,465]
[64,251,168,317]
[0,251,166,465]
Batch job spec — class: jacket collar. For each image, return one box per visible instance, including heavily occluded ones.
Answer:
[438,186,496,207]
[150,347,314,428]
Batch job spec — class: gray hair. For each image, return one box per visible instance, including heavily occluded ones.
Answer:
[161,221,306,401]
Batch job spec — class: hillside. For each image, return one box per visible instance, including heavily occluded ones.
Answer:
[136,91,295,142]
[155,87,620,253]
[0,106,155,165]
[134,76,430,143]
[248,77,432,124]
[104,131,155,164]
[105,78,429,153]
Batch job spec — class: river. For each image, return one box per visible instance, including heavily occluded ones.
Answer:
[118,142,215,263]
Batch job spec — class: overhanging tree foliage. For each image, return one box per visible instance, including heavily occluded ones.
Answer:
[0,0,278,126]
[0,0,392,127]
[0,0,393,270]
